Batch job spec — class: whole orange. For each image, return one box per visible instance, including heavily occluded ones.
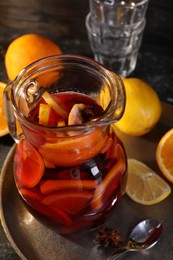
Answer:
[5,34,62,81]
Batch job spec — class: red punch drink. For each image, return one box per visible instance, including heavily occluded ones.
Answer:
[14,91,127,233]
[4,55,127,234]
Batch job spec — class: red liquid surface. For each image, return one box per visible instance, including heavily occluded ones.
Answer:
[14,92,127,234]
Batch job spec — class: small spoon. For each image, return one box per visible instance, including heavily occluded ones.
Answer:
[107,219,162,260]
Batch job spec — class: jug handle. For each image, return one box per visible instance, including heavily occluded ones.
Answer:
[3,82,21,143]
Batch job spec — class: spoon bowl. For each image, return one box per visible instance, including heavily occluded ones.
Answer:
[107,219,162,260]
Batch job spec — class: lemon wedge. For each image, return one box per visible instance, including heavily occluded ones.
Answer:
[126,159,171,205]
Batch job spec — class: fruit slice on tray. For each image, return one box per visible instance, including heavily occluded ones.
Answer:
[14,138,45,188]
[156,128,173,183]
[126,158,171,205]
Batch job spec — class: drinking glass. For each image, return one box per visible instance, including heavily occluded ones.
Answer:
[86,0,149,77]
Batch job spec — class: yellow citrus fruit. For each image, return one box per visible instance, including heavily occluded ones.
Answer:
[0,82,9,137]
[156,128,173,183]
[114,78,162,136]
[126,158,171,205]
[5,34,62,81]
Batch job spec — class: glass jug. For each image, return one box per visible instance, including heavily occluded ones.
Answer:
[4,54,127,234]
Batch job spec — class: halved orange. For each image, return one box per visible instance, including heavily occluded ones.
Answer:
[0,82,9,137]
[156,128,173,183]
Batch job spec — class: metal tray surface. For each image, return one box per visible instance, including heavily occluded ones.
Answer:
[0,102,173,260]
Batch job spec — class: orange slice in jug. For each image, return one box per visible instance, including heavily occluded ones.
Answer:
[40,179,97,194]
[14,138,45,188]
[91,154,126,210]
[42,91,68,118]
[42,190,93,214]
[38,127,108,167]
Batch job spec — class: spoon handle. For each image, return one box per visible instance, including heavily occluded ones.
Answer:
[107,248,127,260]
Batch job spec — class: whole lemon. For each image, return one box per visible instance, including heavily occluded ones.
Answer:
[5,34,62,81]
[114,78,162,136]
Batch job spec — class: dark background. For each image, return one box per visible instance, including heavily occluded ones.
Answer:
[0,0,172,55]
[0,0,173,102]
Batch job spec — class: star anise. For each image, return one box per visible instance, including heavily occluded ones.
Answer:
[95,227,123,248]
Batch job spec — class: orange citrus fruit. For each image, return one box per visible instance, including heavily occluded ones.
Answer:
[0,82,9,137]
[156,128,173,183]
[91,157,126,210]
[38,128,107,167]
[40,179,97,194]
[42,190,93,215]
[5,34,62,81]
[114,78,162,136]
[126,159,171,205]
